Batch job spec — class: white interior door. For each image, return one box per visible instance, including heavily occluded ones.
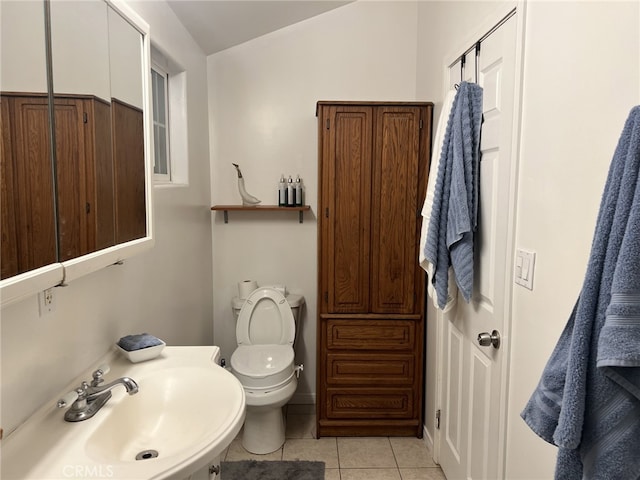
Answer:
[437,13,518,480]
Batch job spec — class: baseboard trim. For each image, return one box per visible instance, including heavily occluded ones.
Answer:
[423,425,434,451]
[423,424,439,465]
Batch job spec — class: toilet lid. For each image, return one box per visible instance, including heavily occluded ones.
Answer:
[231,345,295,389]
[236,287,295,346]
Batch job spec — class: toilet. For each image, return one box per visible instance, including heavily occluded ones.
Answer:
[230,286,304,454]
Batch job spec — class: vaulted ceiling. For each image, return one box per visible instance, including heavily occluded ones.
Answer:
[166,1,351,55]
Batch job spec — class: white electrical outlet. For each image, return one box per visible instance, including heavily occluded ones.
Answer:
[515,249,536,290]
[38,288,56,316]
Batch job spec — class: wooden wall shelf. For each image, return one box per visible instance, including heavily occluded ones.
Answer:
[211,205,311,223]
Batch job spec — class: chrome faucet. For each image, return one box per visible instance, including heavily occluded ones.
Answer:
[57,365,139,422]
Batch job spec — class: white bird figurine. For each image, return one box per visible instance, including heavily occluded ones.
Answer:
[232,163,261,205]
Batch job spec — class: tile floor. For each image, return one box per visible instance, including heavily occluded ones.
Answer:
[221,405,447,480]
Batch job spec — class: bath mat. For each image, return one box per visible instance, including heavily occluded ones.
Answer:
[220,460,325,479]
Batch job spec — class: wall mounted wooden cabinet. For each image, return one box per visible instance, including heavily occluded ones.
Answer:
[316,101,433,437]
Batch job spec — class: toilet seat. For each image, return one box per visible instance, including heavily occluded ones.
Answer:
[231,344,294,390]
[236,287,295,346]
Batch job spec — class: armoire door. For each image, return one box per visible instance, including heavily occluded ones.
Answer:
[319,104,373,314]
[1,95,57,279]
[371,106,423,315]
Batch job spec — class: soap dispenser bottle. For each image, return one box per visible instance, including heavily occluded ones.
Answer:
[278,174,286,206]
[286,175,295,206]
[294,175,303,206]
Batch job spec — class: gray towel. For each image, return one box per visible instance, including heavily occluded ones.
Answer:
[521,106,640,479]
[424,82,483,308]
[117,333,163,351]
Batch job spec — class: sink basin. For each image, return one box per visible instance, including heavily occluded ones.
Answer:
[86,365,241,463]
[1,346,245,480]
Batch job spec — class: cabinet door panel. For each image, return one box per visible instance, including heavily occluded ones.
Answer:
[326,387,415,419]
[84,98,114,252]
[371,107,422,314]
[55,98,88,261]
[112,99,145,244]
[321,106,372,313]
[1,96,57,278]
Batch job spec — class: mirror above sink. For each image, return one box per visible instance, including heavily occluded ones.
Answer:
[0,0,154,304]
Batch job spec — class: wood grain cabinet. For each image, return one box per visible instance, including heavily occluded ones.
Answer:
[1,95,57,279]
[1,92,143,279]
[54,95,115,261]
[316,101,433,437]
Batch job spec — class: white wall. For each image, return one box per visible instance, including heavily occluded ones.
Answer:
[0,0,48,92]
[417,1,640,478]
[50,0,111,101]
[207,1,420,402]
[507,2,639,478]
[0,0,213,434]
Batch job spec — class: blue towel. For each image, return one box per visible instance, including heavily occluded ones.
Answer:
[521,106,640,479]
[424,82,483,308]
[118,333,163,351]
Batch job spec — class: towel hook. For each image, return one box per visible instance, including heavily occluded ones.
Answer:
[474,41,481,83]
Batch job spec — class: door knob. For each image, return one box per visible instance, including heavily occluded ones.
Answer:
[477,330,501,349]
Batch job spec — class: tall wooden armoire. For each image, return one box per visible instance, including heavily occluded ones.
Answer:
[316,101,433,437]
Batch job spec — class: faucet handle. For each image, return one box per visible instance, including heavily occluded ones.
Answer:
[91,364,111,386]
[57,390,79,408]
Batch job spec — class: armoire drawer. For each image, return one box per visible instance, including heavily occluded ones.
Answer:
[326,353,415,385]
[325,387,416,419]
[324,319,416,351]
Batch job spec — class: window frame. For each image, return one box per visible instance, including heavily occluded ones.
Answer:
[151,62,171,183]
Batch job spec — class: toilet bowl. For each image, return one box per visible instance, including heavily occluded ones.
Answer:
[230,286,304,454]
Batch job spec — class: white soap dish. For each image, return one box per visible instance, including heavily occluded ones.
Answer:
[116,341,165,363]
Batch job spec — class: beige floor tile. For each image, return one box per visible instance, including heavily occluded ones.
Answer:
[399,467,447,480]
[325,468,341,480]
[223,438,283,461]
[282,438,339,469]
[390,437,438,468]
[286,413,316,439]
[337,437,397,469]
[341,468,402,480]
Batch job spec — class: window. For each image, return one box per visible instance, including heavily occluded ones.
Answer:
[151,64,170,182]
[150,45,188,185]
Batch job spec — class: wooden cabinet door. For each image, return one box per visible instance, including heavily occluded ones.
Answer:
[370,107,423,314]
[112,99,145,244]
[54,98,88,261]
[1,95,57,279]
[83,97,115,252]
[319,105,373,314]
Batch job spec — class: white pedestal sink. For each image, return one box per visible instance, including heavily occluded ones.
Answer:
[1,346,245,479]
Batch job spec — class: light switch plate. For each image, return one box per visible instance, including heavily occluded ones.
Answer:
[515,249,536,290]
